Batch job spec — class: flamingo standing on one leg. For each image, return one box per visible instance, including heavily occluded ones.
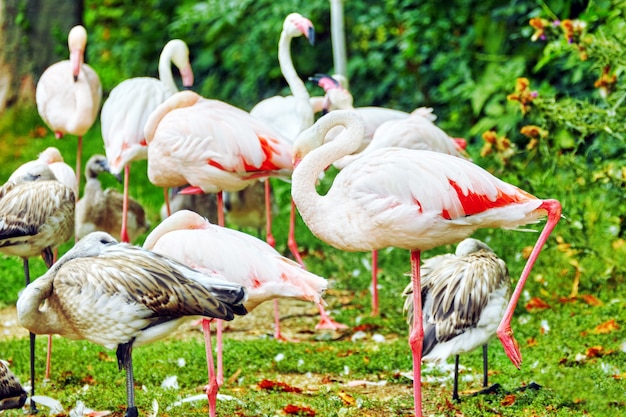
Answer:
[250,13,346,332]
[291,110,562,417]
[101,39,194,241]
[329,107,472,316]
[0,163,75,414]
[403,238,510,401]
[17,231,247,417]
[143,210,327,417]
[36,25,102,191]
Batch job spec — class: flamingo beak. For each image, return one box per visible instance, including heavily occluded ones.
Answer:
[179,66,194,89]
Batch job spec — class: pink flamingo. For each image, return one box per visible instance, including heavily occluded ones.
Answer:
[250,13,316,140]
[36,25,102,191]
[249,14,346,332]
[143,209,327,417]
[145,90,343,334]
[291,110,561,417]
[101,39,194,242]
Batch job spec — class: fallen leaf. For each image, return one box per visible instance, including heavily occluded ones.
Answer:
[580,294,603,306]
[527,337,538,347]
[525,297,550,311]
[338,391,357,406]
[98,351,114,362]
[585,346,604,358]
[593,319,620,334]
[501,394,516,406]
[257,379,302,393]
[283,404,316,416]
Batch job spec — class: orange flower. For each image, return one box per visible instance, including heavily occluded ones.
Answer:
[594,65,617,98]
[507,78,537,114]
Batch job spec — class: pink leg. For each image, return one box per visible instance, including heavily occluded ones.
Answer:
[216,319,224,386]
[371,250,379,316]
[217,191,225,227]
[75,136,82,198]
[408,250,424,417]
[163,188,171,217]
[44,335,52,380]
[497,199,562,368]
[272,299,300,342]
[264,180,275,248]
[201,319,217,417]
[287,199,304,266]
[314,303,348,330]
[120,164,130,243]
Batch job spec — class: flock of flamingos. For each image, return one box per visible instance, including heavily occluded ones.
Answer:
[0,13,562,417]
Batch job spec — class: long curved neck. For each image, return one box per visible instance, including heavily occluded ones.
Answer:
[291,111,364,225]
[278,31,308,101]
[68,65,97,134]
[158,49,178,95]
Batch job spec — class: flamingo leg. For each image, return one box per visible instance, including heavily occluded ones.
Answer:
[371,249,379,316]
[408,250,424,417]
[75,135,82,197]
[23,258,39,415]
[120,164,131,242]
[452,354,460,402]
[217,191,225,227]
[116,343,138,417]
[202,319,218,417]
[497,199,562,368]
[314,303,348,330]
[163,188,171,217]
[482,344,489,388]
[287,199,304,266]
[44,335,53,381]
[264,179,275,248]
[216,319,224,386]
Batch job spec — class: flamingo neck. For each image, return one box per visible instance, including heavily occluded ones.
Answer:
[291,111,364,235]
[278,31,308,101]
[158,48,178,95]
[68,65,97,135]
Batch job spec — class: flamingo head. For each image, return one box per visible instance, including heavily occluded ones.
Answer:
[284,13,315,45]
[168,39,195,88]
[309,74,354,113]
[38,147,64,164]
[68,25,87,82]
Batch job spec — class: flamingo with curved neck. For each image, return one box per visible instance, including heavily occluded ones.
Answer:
[36,25,102,191]
[291,110,562,417]
[101,39,194,242]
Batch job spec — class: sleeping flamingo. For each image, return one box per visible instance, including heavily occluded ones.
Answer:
[0,360,27,411]
[17,231,247,417]
[291,110,561,417]
[36,25,102,190]
[0,163,75,414]
[403,238,510,401]
[101,39,193,241]
[143,209,327,416]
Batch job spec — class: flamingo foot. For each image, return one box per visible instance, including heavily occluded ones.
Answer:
[497,325,522,369]
[204,383,218,417]
[315,307,348,331]
[273,330,300,343]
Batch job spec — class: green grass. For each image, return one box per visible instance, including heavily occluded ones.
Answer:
[1,106,625,416]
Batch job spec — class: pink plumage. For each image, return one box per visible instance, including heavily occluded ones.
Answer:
[291,110,561,417]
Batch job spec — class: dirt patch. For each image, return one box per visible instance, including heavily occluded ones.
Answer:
[0,297,339,343]
[0,305,28,341]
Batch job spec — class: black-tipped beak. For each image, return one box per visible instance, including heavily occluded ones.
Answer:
[308,28,315,46]
[183,85,193,91]
[73,75,78,82]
